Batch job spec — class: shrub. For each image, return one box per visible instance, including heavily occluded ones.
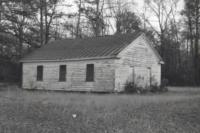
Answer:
[150,83,168,93]
[124,79,168,94]
[161,78,168,88]
[124,81,144,94]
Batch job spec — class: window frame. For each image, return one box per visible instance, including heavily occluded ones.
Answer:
[37,65,43,81]
[59,65,67,82]
[86,64,94,82]
[147,67,152,86]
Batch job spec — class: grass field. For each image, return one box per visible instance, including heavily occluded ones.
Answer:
[0,86,200,133]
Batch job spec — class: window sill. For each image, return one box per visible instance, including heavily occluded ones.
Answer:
[59,81,66,82]
[37,80,43,81]
[86,81,95,82]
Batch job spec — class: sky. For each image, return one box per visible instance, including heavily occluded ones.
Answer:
[135,0,184,29]
[135,0,184,11]
[56,0,185,34]
[59,0,184,17]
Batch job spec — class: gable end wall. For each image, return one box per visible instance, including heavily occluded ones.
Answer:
[115,35,161,91]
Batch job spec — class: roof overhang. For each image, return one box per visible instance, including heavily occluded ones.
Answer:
[159,60,165,64]
[20,56,120,63]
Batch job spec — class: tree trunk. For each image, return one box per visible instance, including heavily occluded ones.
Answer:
[0,0,2,23]
[40,0,44,46]
[76,0,82,38]
[194,0,199,85]
[19,26,23,57]
[95,0,100,37]
[188,14,194,56]
[45,0,48,44]
[160,30,166,79]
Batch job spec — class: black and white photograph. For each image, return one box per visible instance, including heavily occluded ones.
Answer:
[0,0,200,132]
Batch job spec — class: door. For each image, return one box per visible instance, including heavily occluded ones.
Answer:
[133,67,151,87]
[147,67,151,86]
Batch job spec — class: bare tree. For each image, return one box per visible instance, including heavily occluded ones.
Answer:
[39,0,63,44]
[40,0,44,45]
[76,0,82,38]
[182,0,200,85]
[144,0,183,83]
[144,0,179,51]
[82,0,106,36]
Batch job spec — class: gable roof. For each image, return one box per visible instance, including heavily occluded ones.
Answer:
[21,32,163,63]
[21,32,142,62]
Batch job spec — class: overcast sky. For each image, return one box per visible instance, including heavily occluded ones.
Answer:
[57,0,184,34]
[135,0,184,29]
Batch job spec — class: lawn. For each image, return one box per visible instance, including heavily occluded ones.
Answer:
[0,86,200,133]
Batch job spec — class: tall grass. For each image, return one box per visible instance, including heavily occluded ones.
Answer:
[0,86,199,133]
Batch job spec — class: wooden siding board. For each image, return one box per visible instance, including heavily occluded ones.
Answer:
[22,59,116,92]
[115,35,161,91]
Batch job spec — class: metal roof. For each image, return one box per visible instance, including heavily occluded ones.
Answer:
[21,32,145,62]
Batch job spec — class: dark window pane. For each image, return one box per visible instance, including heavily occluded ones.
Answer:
[86,64,94,82]
[37,66,43,81]
[59,65,66,81]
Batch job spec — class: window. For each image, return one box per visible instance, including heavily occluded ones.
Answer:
[59,65,66,81]
[86,64,94,82]
[37,65,43,81]
[147,67,152,86]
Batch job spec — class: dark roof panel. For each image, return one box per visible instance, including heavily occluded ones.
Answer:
[21,32,143,61]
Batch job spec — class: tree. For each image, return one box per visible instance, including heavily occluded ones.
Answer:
[2,0,38,57]
[144,0,181,81]
[0,0,2,24]
[107,0,140,34]
[144,0,179,55]
[82,0,106,36]
[39,0,63,44]
[115,10,141,34]
[75,0,83,38]
[182,0,200,85]
[40,0,44,46]
[0,32,19,59]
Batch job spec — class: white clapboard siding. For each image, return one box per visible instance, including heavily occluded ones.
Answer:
[23,59,115,92]
[114,34,161,91]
